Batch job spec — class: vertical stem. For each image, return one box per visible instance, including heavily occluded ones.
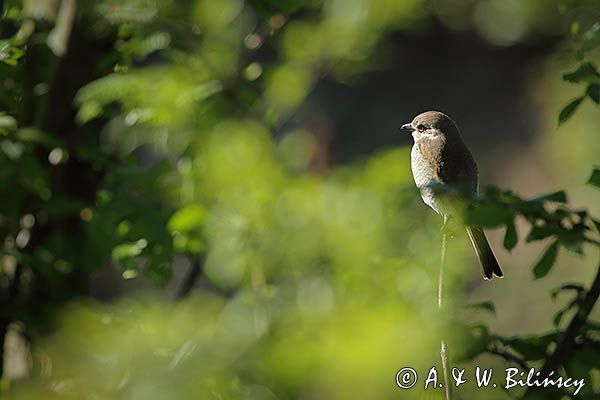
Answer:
[438,217,447,309]
[439,215,453,400]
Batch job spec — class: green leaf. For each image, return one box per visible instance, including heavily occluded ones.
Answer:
[532,190,567,203]
[503,219,518,251]
[465,301,496,316]
[168,205,207,254]
[588,167,600,189]
[551,284,586,326]
[526,225,554,242]
[168,205,207,233]
[551,284,585,300]
[586,83,600,103]
[563,62,600,83]
[553,304,574,327]
[559,96,585,124]
[557,228,584,254]
[466,202,512,227]
[533,241,559,279]
[76,101,103,124]
[563,348,598,398]
[593,218,600,234]
[503,334,556,361]
[112,239,148,260]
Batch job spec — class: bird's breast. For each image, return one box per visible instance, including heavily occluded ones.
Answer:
[411,143,441,214]
[410,144,438,189]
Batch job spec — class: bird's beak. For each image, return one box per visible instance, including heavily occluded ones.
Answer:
[400,123,414,132]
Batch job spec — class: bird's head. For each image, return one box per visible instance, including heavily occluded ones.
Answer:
[400,111,459,141]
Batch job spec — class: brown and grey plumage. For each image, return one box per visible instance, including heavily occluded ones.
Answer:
[401,111,503,280]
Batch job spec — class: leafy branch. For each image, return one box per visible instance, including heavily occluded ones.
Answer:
[524,260,600,399]
[558,13,600,124]
[434,166,600,277]
[443,166,599,399]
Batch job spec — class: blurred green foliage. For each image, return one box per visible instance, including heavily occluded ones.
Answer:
[559,4,600,123]
[0,0,599,400]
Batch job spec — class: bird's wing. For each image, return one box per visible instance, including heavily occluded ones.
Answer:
[438,138,478,192]
[416,137,445,183]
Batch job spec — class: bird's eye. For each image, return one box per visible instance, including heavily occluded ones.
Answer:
[417,124,426,132]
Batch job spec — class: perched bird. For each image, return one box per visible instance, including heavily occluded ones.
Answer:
[401,111,503,280]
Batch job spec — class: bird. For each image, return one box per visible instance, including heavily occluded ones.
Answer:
[401,110,503,280]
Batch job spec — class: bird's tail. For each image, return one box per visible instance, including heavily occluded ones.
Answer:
[465,227,503,280]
